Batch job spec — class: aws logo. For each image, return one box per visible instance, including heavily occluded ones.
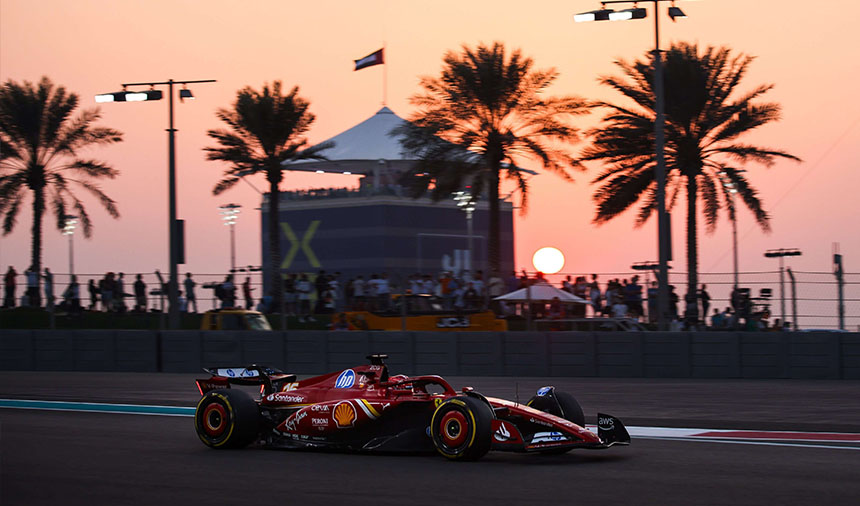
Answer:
[280,221,321,269]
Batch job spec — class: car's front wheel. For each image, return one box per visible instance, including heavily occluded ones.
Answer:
[527,390,585,427]
[430,396,493,461]
[194,389,261,449]
[527,390,585,454]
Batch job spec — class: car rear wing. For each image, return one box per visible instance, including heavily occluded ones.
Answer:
[196,364,297,396]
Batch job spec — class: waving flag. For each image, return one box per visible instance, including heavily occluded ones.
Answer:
[354,48,384,71]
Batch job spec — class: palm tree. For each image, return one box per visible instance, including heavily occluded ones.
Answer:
[582,42,800,322]
[206,81,330,312]
[0,76,123,303]
[395,42,589,273]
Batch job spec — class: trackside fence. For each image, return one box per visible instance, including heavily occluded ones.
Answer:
[2,330,858,380]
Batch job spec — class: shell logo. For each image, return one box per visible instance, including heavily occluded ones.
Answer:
[333,401,356,428]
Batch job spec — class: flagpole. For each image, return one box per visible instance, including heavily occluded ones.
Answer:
[382,41,388,106]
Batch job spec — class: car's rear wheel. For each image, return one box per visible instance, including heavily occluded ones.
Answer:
[194,389,260,449]
[430,396,493,461]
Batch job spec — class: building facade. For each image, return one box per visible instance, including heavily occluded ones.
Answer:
[260,189,514,292]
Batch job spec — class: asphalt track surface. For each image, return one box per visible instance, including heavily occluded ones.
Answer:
[2,372,860,506]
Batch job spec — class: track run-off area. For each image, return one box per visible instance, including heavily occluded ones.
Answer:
[2,372,859,505]
[3,398,860,451]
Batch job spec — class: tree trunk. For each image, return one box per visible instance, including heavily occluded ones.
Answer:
[685,173,699,324]
[488,164,501,275]
[30,185,44,307]
[268,174,283,314]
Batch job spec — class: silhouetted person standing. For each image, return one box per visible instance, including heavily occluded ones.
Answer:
[242,276,254,310]
[699,284,711,324]
[3,266,16,308]
[25,266,39,307]
[184,273,197,313]
[134,274,147,312]
[43,268,54,310]
[88,279,99,310]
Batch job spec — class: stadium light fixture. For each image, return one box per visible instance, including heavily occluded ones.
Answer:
[573,0,702,330]
[668,6,687,20]
[95,78,215,329]
[609,7,647,21]
[574,9,614,22]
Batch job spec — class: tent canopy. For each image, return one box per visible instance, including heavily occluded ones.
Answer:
[494,282,589,304]
[281,107,415,176]
[280,106,537,184]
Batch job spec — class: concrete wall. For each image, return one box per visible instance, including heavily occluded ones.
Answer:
[2,330,858,379]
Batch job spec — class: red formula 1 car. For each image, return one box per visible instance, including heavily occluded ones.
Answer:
[194,355,630,461]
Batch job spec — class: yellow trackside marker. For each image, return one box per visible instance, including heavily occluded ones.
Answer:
[280,221,321,269]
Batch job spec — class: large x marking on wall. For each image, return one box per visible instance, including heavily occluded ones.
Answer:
[280,221,321,269]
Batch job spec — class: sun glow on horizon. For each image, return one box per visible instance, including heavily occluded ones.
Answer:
[532,247,565,274]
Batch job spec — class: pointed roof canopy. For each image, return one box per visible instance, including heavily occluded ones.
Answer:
[281,106,536,179]
[281,107,415,175]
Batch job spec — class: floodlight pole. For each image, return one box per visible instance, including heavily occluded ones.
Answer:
[652,6,671,332]
[764,248,802,323]
[584,0,677,329]
[101,78,216,329]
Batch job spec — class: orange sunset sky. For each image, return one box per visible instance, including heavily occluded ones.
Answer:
[2,0,859,284]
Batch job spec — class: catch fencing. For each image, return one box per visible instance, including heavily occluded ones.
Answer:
[7,269,858,331]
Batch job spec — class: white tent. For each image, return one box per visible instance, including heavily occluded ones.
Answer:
[494,282,590,304]
[281,107,414,187]
[280,106,536,188]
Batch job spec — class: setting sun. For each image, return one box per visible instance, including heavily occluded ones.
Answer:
[532,247,565,274]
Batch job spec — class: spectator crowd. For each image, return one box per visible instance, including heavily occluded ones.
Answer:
[2,264,787,331]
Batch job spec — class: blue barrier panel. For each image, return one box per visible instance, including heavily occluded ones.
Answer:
[4,329,859,379]
[0,330,34,370]
[691,332,742,378]
[549,332,598,377]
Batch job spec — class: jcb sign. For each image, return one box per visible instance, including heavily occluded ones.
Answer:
[280,221,321,269]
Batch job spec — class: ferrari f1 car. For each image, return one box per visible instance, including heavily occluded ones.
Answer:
[194,355,630,461]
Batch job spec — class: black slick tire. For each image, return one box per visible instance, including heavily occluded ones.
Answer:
[527,390,585,454]
[194,389,261,449]
[527,390,585,427]
[430,396,493,461]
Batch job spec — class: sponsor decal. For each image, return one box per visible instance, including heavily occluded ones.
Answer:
[285,410,308,431]
[433,398,443,408]
[271,393,305,404]
[436,317,470,328]
[536,386,553,397]
[531,431,566,443]
[598,416,615,431]
[529,417,553,427]
[310,404,330,412]
[312,418,329,427]
[334,369,356,389]
[281,382,299,392]
[215,368,259,378]
[279,221,321,270]
[334,401,356,428]
[197,380,227,392]
[493,422,512,442]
